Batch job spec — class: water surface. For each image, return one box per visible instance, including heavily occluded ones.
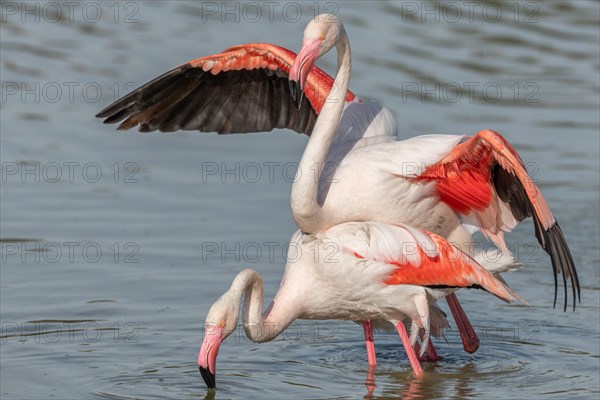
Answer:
[1,1,599,399]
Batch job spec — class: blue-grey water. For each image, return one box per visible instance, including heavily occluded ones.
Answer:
[1,1,599,399]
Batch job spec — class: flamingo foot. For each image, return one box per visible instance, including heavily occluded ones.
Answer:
[395,322,424,377]
[446,293,479,353]
[363,320,377,367]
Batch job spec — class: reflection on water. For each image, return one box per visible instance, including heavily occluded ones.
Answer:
[1,1,599,399]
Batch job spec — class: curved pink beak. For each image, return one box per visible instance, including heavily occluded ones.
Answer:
[198,324,225,389]
[289,38,321,109]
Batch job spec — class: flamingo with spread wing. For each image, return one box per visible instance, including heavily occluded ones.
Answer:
[97,13,579,371]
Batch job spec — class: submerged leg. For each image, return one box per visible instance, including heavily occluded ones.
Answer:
[446,293,479,353]
[395,322,424,377]
[363,320,377,367]
[364,365,376,399]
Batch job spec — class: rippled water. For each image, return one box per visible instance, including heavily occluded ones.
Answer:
[1,1,599,399]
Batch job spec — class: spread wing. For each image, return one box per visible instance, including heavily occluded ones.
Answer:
[325,221,520,302]
[96,43,355,135]
[419,129,579,311]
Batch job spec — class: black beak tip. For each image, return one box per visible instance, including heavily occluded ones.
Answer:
[199,366,216,389]
[289,80,303,110]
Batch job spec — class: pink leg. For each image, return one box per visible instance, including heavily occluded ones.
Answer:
[446,293,480,353]
[364,365,376,398]
[424,337,440,361]
[395,322,424,377]
[418,331,440,361]
[414,341,426,362]
[363,320,377,367]
[414,335,440,362]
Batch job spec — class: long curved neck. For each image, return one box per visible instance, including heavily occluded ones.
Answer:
[230,269,298,343]
[291,29,351,232]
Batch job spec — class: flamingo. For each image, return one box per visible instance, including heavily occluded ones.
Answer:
[96,14,579,362]
[196,221,523,389]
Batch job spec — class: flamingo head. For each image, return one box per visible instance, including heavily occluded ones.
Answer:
[197,293,239,389]
[289,13,344,109]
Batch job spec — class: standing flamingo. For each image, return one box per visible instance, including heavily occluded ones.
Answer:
[96,14,579,363]
[196,221,523,389]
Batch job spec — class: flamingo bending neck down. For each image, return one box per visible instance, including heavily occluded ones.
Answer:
[197,222,522,389]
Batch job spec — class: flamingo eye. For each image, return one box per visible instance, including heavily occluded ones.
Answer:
[319,34,326,41]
